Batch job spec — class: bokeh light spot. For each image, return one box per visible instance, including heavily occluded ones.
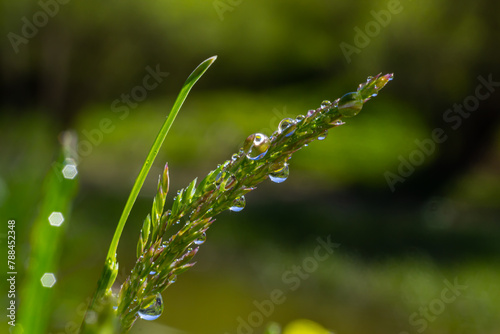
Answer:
[48,212,64,226]
[41,273,56,288]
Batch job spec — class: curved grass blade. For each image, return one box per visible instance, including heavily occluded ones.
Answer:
[106,55,217,266]
[81,56,217,333]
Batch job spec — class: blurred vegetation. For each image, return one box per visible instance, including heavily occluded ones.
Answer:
[1,0,499,333]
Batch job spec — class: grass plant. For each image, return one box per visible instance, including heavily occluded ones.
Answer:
[86,56,392,332]
[16,56,392,333]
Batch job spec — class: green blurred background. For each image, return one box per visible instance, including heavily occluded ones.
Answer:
[1,0,499,333]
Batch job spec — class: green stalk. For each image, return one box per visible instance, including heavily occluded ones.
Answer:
[16,131,79,334]
[80,56,216,332]
[105,55,217,266]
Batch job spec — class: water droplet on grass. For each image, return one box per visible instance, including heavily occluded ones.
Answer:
[245,133,271,160]
[215,172,223,185]
[278,118,296,137]
[338,92,363,117]
[320,100,332,109]
[224,175,237,190]
[269,163,289,183]
[138,293,163,321]
[230,196,246,212]
[194,232,206,245]
[317,130,328,141]
[331,120,345,126]
[332,98,340,108]
[306,110,315,117]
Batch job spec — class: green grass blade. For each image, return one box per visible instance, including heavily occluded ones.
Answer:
[106,55,217,263]
[16,131,79,334]
[93,56,217,301]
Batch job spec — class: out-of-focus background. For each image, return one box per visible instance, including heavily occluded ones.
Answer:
[1,0,499,333]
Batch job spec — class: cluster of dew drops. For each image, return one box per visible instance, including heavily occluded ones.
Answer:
[136,93,362,322]
[136,236,207,321]
[227,91,361,216]
[227,112,300,213]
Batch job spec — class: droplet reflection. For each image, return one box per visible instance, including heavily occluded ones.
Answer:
[138,293,164,321]
[230,196,246,212]
[269,163,289,183]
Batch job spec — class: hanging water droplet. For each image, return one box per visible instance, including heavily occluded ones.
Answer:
[269,163,289,183]
[338,92,363,117]
[278,118,296,137]
[224,175,237,190]
[138,293,164,321]
[317,130,328,141]
[330,120,345,126]
[194,232,206,245]
[245,133,271,160]
[215,172,223,185]
[230,196,246,212]
[320,100,332,109]
[306,109,316,117]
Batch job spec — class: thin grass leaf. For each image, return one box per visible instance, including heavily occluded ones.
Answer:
[17,131,79,334]
[137,214,151,258]
[184,177,198,203]
[81,56,216,334]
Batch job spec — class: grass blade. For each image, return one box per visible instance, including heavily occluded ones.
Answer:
[16,131,79,334]
[82,57,217,330]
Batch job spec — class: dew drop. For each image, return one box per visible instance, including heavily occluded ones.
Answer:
[169,275,177,284]
[194,232,206,245]
[138,293,163,321]
[231,153,239,161]
[338,92,363,117]
[375,73,393,90]
[320,100,332,109]
[269,163,289,183]
[295,115,305,122]
[230,196,246,212]
[317,130,328,141]
[278,118,296,137]
[245,133,271,160]
[215,172,223,185]
[224,175,237,190]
